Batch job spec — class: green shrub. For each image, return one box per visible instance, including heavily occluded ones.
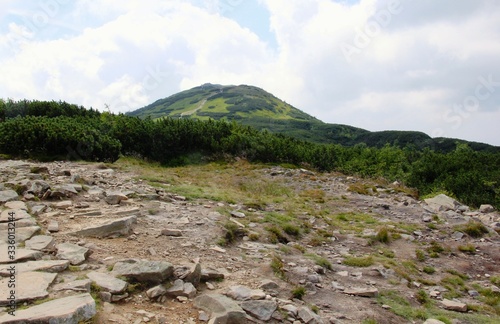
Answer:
[292,286,306,300]
[343,256,374,267]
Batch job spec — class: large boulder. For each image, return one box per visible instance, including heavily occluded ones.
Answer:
[241,300,278,321]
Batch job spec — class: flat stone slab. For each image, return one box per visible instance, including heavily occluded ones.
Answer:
[0,293,96,323]
[0,209,32,222]
[0,218,37,230]
[0,260,69,276]
[4,201,27,210]
[241,300,278,321]
[343,287,379,297]
[87,271,128,294]
[226,285,266,301]
[0,226,41,245]
[194,293,247,324]
[0,271,57,305]
[0,244,43,264]
[0,190,18,203]
[112,259,173,284]
[52,279,92,292]
[72,215,137,238]
[56,243,90,265]
[440,299,467,312]
[24,235,55,251]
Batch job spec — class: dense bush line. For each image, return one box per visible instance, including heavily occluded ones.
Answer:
[1,99,499,209]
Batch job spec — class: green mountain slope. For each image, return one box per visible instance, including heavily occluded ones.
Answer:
[128,83,499,153]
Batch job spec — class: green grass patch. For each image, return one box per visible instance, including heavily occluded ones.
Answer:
[343,256,374,267]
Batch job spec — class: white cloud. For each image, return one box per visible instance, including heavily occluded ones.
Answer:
[0,0,499,145]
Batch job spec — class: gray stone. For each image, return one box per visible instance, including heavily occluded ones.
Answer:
[241,300,278,321]
[161,228,183,237]
[0,271,57,305]
[112,259,173,284]
[440,299,467,312]
[0,226,41,244]
[28,180,50,196]
[50,184,78,198]
[0,260,69,275]
[298,306,324,324]
[343,287,379,297]
[452,231,464,240]
[56,242,90,265]
[194,293,247,324]
[230,210,246,218]
[0,209,31,222]
[73,215,137,238]
[0,243,43,264]
[4,201,27,210]
[48,220,59,232]
[201,268,225,281]
[423,320,446,324]
[479,204,495,213]
[52,279,92,292]
[260,279,279,290]
[182,263,202,288]
[146,284,167,299]
[0,190,18,203]
[87,271,128,294]
[0,293,96,323]
[226,285,266,301]
[105,191,128,205]
[25,235,55,251]
[281,304,298,317]
[425,194,461,212]
[52,200,73,209]
[166,279,197,298]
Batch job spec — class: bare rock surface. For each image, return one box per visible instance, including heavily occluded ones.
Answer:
[0,159,498,323]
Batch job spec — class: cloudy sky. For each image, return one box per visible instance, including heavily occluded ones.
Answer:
[1,0,500,146]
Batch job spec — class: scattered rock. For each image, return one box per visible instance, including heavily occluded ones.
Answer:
[0,190,18,203]
[48,220,59,232]
[87,271,128,294]
[146,285,167,299]
[226,285,266,301]
[52,279,92,292]
[440,299,467,312]
[193,293,247,324]
[201,268,225,281]
[230,210,246,218]
[298,306,324,324]
[73,215,137,238]
[260,279,279,290]
[423,320,446,324]
[425,194,461,212]
[105,191,128,205]
[161,228,183,237]
[24,235,56,251]
[479,204,495,213]
[56,242,91,265]
[343,287,379,297]
[112,259,173,284]
[241,300,278,321]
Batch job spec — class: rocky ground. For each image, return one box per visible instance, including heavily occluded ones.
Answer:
[0,157,499,324]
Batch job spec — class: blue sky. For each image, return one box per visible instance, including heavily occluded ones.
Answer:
[1,0,499,146]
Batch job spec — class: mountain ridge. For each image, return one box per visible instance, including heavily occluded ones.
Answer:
[127,83,500,153]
